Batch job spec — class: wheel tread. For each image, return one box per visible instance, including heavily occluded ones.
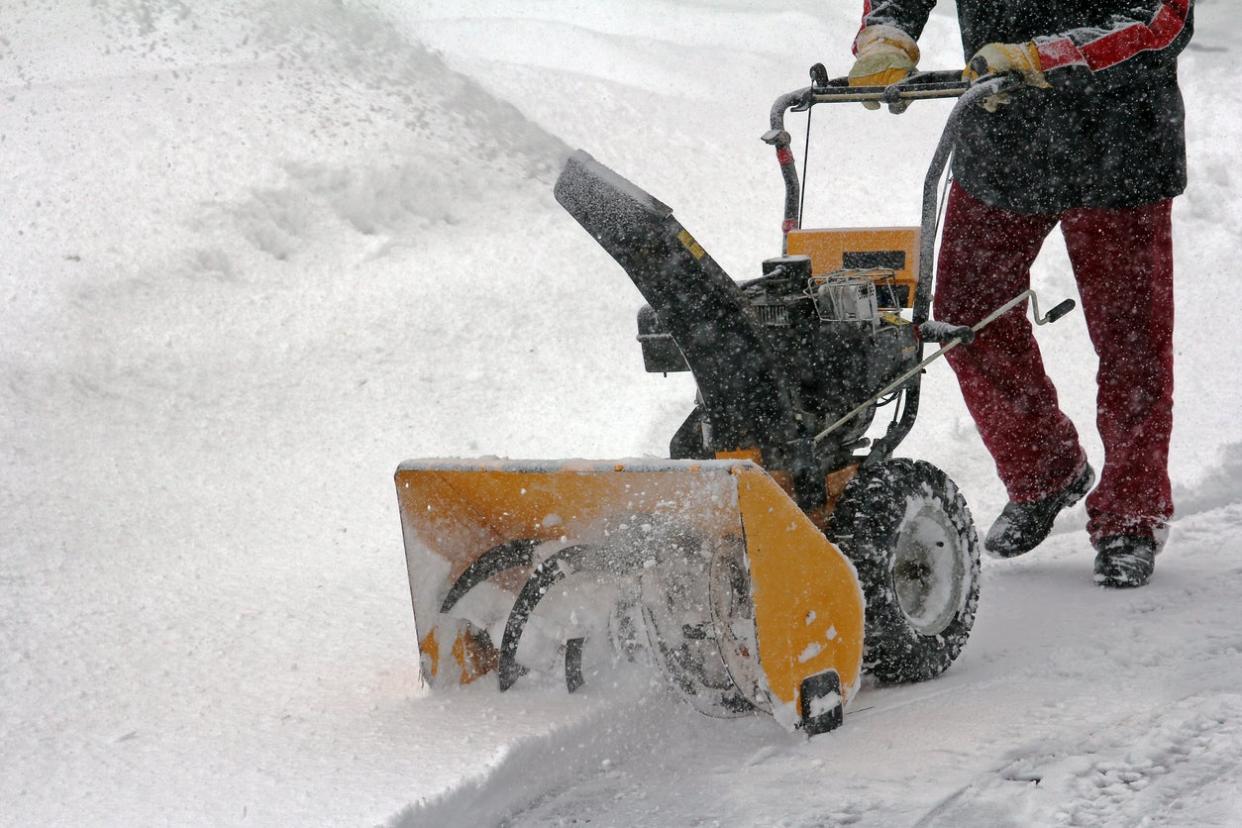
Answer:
[828,459,981,685]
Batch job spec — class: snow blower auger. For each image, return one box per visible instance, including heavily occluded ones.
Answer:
[396,70,1077,735]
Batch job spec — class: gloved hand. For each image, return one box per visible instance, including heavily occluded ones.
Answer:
[849,25,920,111]
[963,42,1050,110]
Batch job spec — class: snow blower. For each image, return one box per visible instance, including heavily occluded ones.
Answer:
[395,70,1075,735]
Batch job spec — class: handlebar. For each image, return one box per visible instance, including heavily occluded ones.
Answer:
[762,71,1021,253]
[764,71,974,143]
[811,70,973,105]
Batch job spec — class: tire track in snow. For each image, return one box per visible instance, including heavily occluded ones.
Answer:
[914,693,1242,827]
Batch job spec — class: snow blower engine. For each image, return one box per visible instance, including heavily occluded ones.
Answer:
[395,70,1075,735]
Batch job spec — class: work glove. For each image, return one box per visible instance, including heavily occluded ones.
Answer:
[849,25,920,111]
[963,41,1050,112]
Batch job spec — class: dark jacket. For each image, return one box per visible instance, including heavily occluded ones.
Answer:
[862,0,1193,213]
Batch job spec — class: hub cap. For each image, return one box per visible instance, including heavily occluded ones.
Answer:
[892,499,966,637]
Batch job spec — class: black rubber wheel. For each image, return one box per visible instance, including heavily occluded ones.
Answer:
[828,459,980,684]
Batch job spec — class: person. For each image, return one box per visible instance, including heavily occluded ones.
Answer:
[848,1,1193,588]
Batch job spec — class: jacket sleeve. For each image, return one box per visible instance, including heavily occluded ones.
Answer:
[1033,0,1193,74]
[857,0,939,43]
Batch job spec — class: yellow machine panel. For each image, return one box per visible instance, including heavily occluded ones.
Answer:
[395,458,865,730]
[786,227,920,308]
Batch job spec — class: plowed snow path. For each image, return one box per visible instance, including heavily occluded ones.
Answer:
[395,502,1242,827]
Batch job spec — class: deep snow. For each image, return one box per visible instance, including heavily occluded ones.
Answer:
[3,0,1241,825]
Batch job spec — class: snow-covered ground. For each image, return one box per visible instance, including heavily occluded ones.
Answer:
[4,0,1240,825]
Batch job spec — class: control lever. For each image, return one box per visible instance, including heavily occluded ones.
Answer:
[811,289,1076,446]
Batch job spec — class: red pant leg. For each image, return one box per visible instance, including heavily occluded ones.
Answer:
[1060,201,1175,542]
[933,183,1086,502]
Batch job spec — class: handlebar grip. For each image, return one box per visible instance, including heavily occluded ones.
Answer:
[919,320,976,345]
[1044,298,1077,324]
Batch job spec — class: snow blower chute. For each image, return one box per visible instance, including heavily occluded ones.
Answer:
[396,70,1075,734]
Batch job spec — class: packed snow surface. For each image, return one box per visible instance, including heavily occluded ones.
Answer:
[4,0,1242,825]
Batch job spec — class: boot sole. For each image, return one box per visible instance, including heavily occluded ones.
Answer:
[1093,554,1154,588]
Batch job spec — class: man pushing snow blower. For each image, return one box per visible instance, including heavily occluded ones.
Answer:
[392,4,1185,735]
[850,0,1194,587]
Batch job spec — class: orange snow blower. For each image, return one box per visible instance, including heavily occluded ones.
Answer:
[396,70,1073,734]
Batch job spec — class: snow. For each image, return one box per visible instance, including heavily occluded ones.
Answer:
[807,690,842,721]
[4,0,1242,826]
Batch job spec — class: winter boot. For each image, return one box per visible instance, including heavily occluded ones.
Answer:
[984,463,1095,559]
[1093,535,1158,588]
